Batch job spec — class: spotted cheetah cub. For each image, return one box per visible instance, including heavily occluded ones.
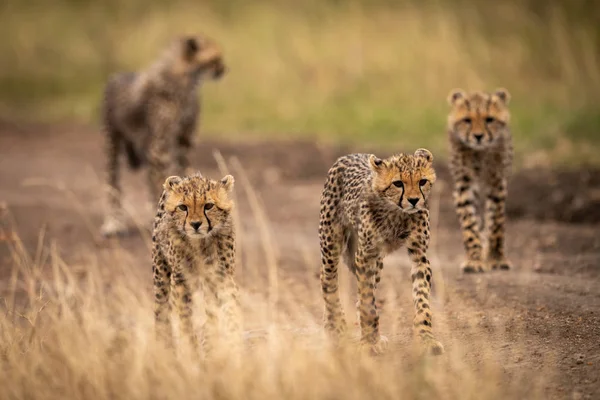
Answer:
[447,88,513,273]
[152,173,241,354]
[100,34,226,237]
[319,149,444,355]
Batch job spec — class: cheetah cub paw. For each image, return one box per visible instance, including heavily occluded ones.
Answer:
[100,216,128,238]
[359,335,389,356]
[421,337,445,356]
[461,259,485,273]
[488,258,512,271]
[373,335,390,355]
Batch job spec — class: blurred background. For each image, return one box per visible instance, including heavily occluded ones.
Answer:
[2,3,600,399]
[1,0,599,165]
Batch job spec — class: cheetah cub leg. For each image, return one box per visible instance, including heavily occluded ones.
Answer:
[200,275,221,358]
[153,251,174,348]
[218,275,244,354]
[216,235,244,354]
[173,269,200,354]
[484,178,512,271]
[101,130,129,237]
[354,257,388,350]
[320,226,350,343]
[407,228,444,355]
[354,236,389,355]
[146,124,181,207]
[199,274,243,359]
[341,231,368,330]
[453,176,485,273]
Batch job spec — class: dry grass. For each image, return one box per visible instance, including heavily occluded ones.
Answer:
[0,155,556,400]
[1,1,599,164]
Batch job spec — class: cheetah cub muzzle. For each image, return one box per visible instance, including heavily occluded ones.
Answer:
[152,172,242,356]
[319,149,444,356]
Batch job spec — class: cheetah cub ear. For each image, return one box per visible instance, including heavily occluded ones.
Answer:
[219,175,235,193]
[492,88,511,105]
[368,154,387,173]
[447,89,467,106]
[163,176,182,191]
[414,148,433,163]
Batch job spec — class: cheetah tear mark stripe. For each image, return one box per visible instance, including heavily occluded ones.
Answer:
[382,183,404,209]
[485,97,493,142]
[182,208,188,232]
[398,185,404,209]
[463,99,473,142]
[205,209,212,232]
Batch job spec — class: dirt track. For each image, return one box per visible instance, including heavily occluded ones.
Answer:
[1,122,600,399]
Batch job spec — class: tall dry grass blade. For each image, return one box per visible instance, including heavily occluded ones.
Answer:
[230,156,280,324]
[1,207,24,321]
[429,177,447,309]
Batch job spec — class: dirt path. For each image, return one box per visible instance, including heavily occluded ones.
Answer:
[1,122,599,399]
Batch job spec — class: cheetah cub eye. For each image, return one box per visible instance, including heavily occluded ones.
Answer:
[178,204,188,212]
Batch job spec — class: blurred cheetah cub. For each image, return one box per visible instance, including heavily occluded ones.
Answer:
[447,88,513,273]
[100,34,226,237]
[319,149,444,355]
[152,173,241,355]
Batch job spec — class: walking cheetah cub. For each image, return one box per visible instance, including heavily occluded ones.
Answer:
[152,173,241,354]
[447,88,513,273]
[319,149,444,355]
[100,34,226,237]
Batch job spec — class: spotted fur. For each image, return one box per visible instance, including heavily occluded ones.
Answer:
[100,34,226,237]
[152,173,242,355]
[319,149,444,355]
[447,88,513,273]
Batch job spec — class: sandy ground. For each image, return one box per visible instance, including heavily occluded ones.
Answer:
[1,121,599,399]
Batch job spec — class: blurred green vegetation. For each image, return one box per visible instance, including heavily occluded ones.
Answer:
[1,0,599,165]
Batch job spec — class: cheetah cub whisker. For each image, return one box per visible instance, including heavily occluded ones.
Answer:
[447,88,513,273]
[152,172,242,357]
[319,149,444,356]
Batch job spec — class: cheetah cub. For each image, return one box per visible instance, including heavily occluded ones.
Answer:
[447,88,513,273]
[152,173,242,355]
[319,149,444,355]
[100,34,226,237]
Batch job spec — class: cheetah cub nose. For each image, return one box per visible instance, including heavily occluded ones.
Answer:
[190,221,202,231]
[408,198,419,206]
[473,133,484,142]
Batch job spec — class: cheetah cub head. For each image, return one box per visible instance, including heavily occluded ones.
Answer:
[162,173,234,239]
[369,149,436,214]
[170,34,227,81]
[447,88,511,150]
